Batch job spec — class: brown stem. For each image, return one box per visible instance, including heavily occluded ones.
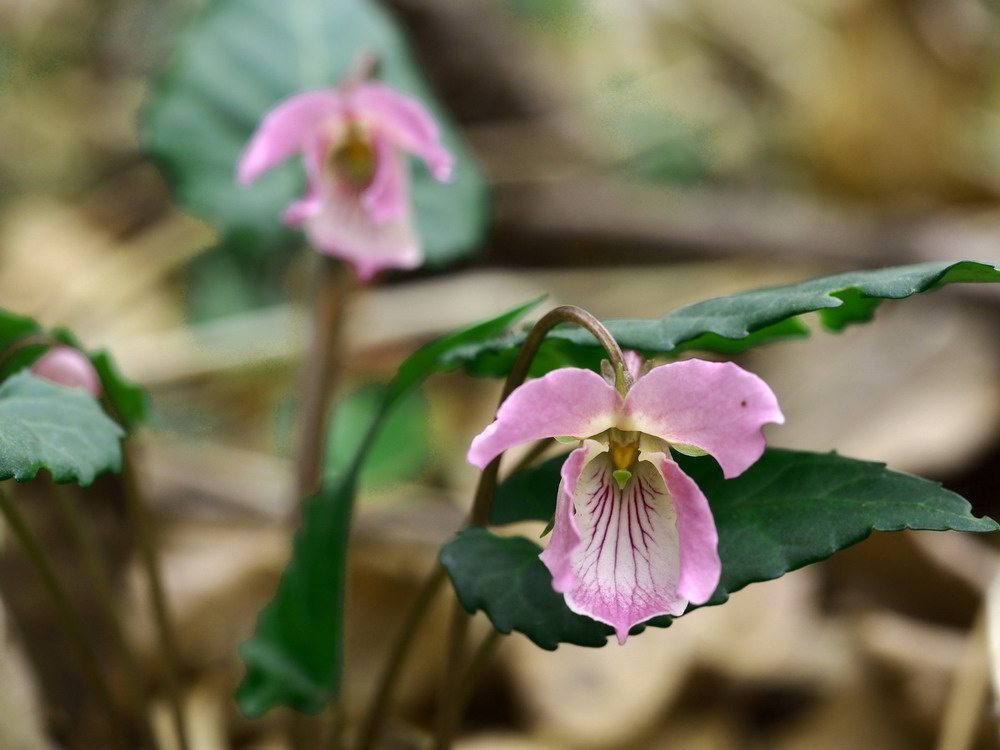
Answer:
[121,446,189,750]
[354,564,447,750]
[0,487,129,748]
[435,305,626,750]
[295,257,353,507]
[51,483,158,749]
[456,629,502,713]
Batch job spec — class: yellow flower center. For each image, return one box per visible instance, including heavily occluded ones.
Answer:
[329,125,376,188]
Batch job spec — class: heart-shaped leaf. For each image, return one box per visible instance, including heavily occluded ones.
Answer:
[0,372,126,486]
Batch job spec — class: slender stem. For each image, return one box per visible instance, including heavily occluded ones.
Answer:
[354,564,447,750]
[295,257,353,506]
[435,305,627,750]
[936,609,988,750]
[455,629,502,713]
[121,446,189,750]
[51,483,158,749]
[0,487,128,748]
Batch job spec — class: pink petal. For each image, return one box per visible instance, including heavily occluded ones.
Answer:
[360,132,408,223]
[466,368,621,469]
[621,360,784,479]
[351,82,453,181]
[31,347,101,397]
[562,452,688,644]
[539,443,596,593]
[655,454,720,605]
[303,176,420,281]
[237,91,343,185]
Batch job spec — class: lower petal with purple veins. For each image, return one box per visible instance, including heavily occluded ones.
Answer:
[557,451,688,644]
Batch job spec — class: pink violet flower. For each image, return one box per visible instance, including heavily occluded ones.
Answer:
[468,358,784,643]
[31,347,101,397]
[237,80,453,281]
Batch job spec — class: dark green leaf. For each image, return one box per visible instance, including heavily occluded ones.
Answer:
[142,0,489,271]
[470,447,997,644]
[440,528,614,649]
[490,452,564,526]
[236,298,542,716]
[0,312,150,430]
[237,466,356,717]
[0,372,126,486]
[675,448,998,606]
[451,261,1000,377]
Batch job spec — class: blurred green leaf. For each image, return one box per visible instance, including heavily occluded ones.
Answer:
[142,0,489,280]
[459,447,997,645]
[0,311,149,430]
[0,372,125,486]
[236,297,542,717]
[448,261,1000,377]
[325,384,428,489]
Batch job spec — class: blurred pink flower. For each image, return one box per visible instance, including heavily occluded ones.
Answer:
[238,80,453,281]
[31,347,101,397]
[468,359,783,643]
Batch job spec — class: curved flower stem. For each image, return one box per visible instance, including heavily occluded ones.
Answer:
[435,305,626,750]
[295,256,353,506]
[0,487,128,748]
[121,446,189,750]
[51,483,157,749]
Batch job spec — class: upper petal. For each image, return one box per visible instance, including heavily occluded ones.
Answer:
[350,82,453,181]
[621,360,784,478]
[466,368,621,469]
[562,452,688,644]
[653,453,720,605]
[237,90,343,185]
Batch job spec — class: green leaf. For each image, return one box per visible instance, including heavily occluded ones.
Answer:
[236,298,542,717]
[237,452,359,717]
[450,261,1000,377]
[676,448,998,607]
[325,384,428,489]
[465,448,997,645]
[440,528,614,649]
[142,0,489,271]
[0,311,150,431]
[0,372,126,486]
[490,451,564,526]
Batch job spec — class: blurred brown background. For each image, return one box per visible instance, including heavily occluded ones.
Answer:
[1,0,1000,748]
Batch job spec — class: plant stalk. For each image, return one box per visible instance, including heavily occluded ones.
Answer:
[51,483,158,749]
[354,564,447,750]
[0,487,128,748]
[295,256,353,506]
[121,446,189,750]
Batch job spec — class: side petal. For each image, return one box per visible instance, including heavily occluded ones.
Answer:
[466,368,621,469]
[351,82,453,181]
[539,443,597,593]
[360,132,408,223]
[621,360,784,478]
[563,453,688,644]
[655,454,720,605]
[237,90,343,185]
